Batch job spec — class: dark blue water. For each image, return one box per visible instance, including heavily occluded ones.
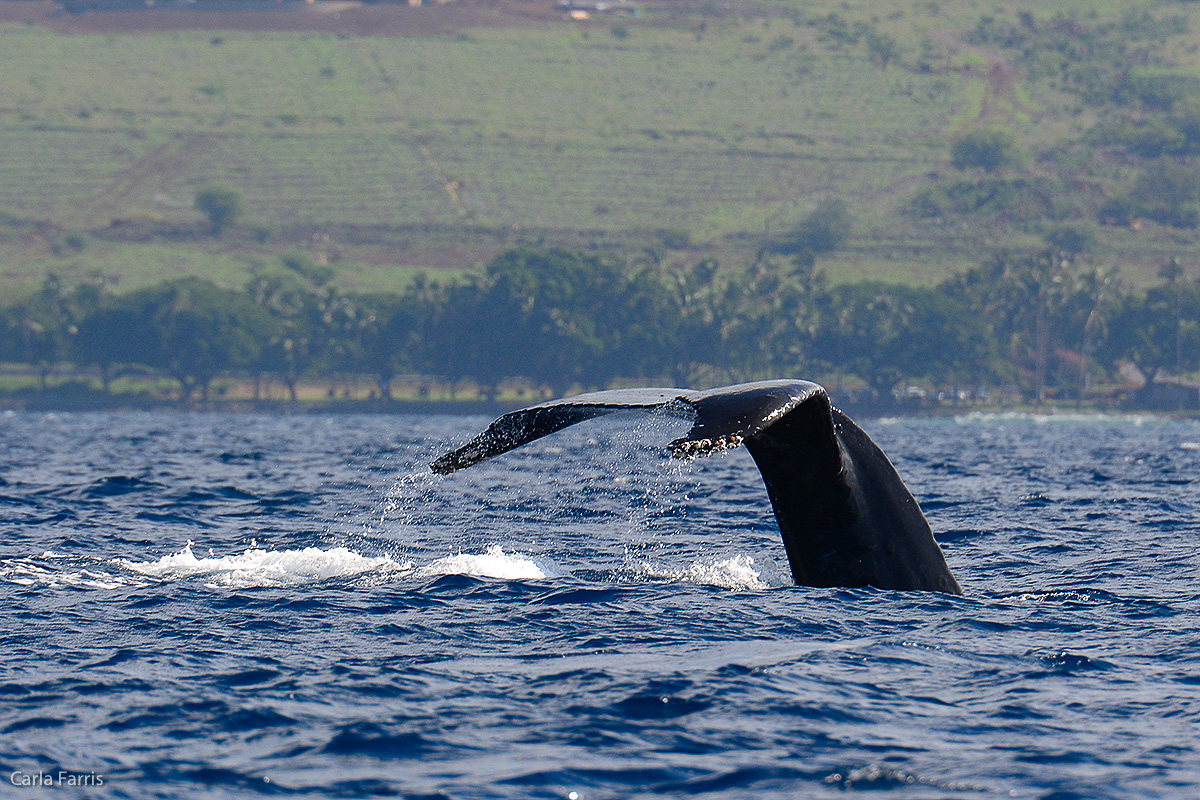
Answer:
[1,409,1199,799]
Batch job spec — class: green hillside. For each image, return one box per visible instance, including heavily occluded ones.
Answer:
[0,0,1198,301]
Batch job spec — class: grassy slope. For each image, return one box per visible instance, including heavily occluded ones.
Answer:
[0,0,1197,302]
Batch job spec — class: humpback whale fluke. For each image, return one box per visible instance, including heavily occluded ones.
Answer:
[432,380,962,594]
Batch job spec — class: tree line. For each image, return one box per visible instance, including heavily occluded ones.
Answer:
[1,245,1196,406]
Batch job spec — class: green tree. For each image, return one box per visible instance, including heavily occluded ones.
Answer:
[1044,222,1099,257]
[770,198,852,255]
[1100,261,1199,380]
[720,250,826,381]
[1100,159,1200,229]
[814,282,995,399]
[357,289,440,400]
[1100,282,1200,381]
[865,31,902,69]
[312,288,374,394]
[468,247,632,397]
[1,304,60,390]
[74,305,144,392]
[246,272,321,401]
[943,250,1120,401]
[1134,159,1200,227]
[950,127,1027,173]
[125,278,278,400]
[194,183,245,235]
[2,273,108,390]
[653,257,726,386]
[429,281,494,399]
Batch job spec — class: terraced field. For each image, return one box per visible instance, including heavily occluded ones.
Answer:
[0,23,969,229]
[147,133,460,227]
[0,129,160,221]
[0,0,1196,300]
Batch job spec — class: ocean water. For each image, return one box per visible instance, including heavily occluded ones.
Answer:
[1,408,1198,799]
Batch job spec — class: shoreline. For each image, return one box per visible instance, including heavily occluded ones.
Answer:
[2,390,1191,420]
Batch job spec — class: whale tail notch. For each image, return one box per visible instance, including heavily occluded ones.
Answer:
[431,380,962,594]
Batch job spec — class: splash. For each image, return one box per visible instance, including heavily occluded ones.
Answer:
[419,544,550,580]
[633,554,768,591]
[124,542,412,588]
[3,544,553,590]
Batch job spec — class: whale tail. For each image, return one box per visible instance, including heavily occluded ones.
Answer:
[432,380,961,594]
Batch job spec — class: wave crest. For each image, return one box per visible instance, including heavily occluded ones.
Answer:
[419,544,550,580]
[124,542,411,587]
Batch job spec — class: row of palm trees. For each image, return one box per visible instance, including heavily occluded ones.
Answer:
[1,246,1195,404]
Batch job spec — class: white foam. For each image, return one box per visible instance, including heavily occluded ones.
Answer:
[955,410,1157,426]
[634,554,767,590]
[5,543,551,590]
[123,542,412,588]
[5,542,762,591]
[419,544,549,580]
[0,561,138,590]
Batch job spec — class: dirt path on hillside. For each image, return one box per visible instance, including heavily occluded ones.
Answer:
[87,135,214,226]
[927,27,1034,122]
[419,144,471,219]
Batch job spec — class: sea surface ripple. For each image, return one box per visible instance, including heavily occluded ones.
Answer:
[1,409,1198,799]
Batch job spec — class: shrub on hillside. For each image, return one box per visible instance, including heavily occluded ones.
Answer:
[1044,221,1098,256]
[194,184,245,236]
[769,198,852,255]
[910,176,1071,221]
[1100,159,1200,228]
[950,127,1027,173]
